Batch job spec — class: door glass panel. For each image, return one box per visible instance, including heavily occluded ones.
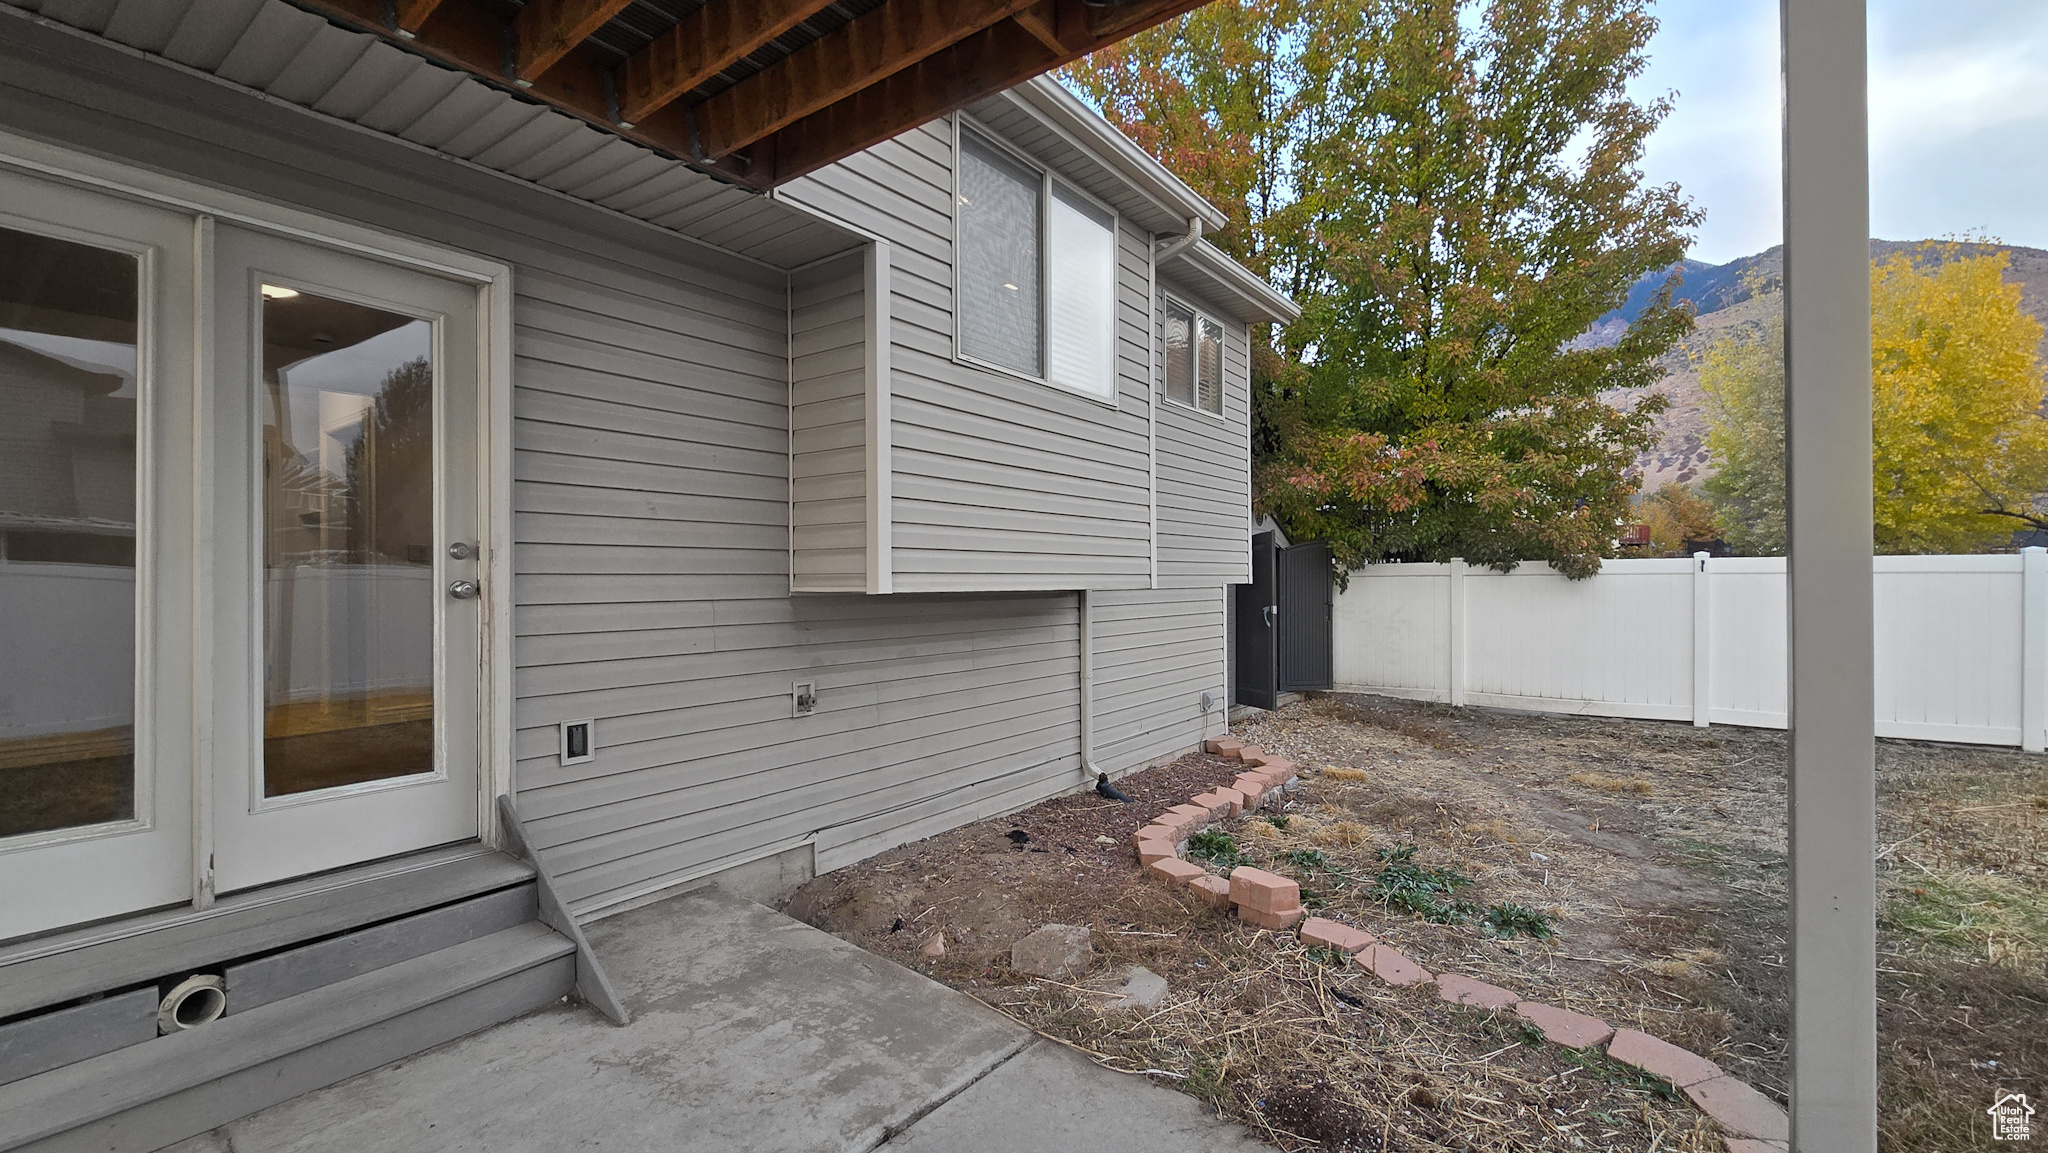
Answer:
[260,288,434,796]
[0,225,140,837]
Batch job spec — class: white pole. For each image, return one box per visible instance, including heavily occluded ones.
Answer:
[1693,552,1712,728]
[1447,558,1466,707]
[1783,0,1878,1143]
[2023,546,2046,753]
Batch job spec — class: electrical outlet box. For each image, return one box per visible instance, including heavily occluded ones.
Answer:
[559,719,594,766]
[791,681,817,717]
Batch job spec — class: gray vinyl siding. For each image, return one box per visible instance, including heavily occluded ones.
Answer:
[788,251,871,592]
[1156,272,1254,588]
[0,27,1092,912]
[1091,588,1228,770]
[781,120,1155,593]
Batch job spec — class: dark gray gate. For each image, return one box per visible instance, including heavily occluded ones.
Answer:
[1232,532,1279,710]
[1276,541,1334,691]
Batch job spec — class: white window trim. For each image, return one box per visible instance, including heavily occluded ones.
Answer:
[0,129,519,861]
[1159,292,1229,421]
[951,115,1124,410]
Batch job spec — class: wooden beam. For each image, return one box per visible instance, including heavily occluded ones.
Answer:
[287,0,766,185]
[693,0,1041,160]
[513,0,636,81]
[1011,0,1068,55]
[617,0,839,127]
[759,0,1210,184]
[393,0,444,34]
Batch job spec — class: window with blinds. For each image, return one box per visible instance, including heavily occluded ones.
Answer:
[1162,298,1223,416]
[957,131,1042,376]
[1163,300,1195,407]
[1046,184,1117,399]
[1196,315,1224,414]
[955,126,1119,401]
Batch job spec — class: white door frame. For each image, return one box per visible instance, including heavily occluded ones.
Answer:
[0,131,516,919]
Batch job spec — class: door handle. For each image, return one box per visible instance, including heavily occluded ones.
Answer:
[448,580,481,600]
[1262,605,1277,628]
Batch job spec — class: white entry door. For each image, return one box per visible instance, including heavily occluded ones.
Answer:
[0,170,198,941]
[208,225,482,895]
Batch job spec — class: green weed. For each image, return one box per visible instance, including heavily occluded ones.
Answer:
[1187,830,1251,870]
[1480,902,1557,940]
[1368,843,1478,924]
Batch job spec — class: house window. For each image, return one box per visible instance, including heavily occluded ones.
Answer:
[956,126,1119,401]
[1163,298,1225,416]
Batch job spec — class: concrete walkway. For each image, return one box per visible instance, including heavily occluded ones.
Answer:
[166,887,1268,1153]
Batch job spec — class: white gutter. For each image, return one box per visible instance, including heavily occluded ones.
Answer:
[1010,77,1229,233]
[1153,216,1204,264]
[1161,238,1301,325]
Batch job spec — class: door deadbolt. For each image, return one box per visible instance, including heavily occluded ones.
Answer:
[448,542,475,560]
[448,580,481,600]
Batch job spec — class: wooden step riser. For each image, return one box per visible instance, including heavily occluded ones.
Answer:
[18,956,574,1153]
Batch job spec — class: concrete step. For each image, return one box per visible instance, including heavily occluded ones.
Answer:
[0,848,535,1021]
[0,921,576,1153]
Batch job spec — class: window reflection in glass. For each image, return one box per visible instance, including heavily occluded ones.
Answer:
[0,225,140,837]
[1196,316,1224,415]
[260,289,435,796]
[958,131,1045,375]
[1164,301,1195,408]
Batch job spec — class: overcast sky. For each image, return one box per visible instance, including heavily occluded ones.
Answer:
[1634,0,2048,264]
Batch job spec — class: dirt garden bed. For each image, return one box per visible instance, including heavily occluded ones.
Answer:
[783,695,2046,1152]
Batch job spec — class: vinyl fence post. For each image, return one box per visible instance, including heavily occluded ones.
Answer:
[1693,553,1712,728]
[1447,558,1466,707]
[2023,546,2047,753]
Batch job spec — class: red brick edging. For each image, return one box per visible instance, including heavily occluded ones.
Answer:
[1124,737,1789,1153]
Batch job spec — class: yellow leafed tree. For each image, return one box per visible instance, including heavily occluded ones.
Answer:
[1702,244,2048,554]
[1870,246,2048,552]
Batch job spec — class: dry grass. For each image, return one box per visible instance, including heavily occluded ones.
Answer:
[972,886,1724,1152]
[791,694,2045,1151]
[1566,771,1653,795]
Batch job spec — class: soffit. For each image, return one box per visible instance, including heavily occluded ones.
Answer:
[6,0,861,268]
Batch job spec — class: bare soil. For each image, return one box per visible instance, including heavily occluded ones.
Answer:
[785,695,2047,1151]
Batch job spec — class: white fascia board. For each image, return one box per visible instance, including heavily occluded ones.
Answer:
[1007,76,1229,233]
[1164,239,1300,326]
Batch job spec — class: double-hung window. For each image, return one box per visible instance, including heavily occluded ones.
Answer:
[1162,298,1225,416]
[955,126,1119,402]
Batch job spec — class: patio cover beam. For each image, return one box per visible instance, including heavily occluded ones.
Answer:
[513,0,638,83]
[616,0,841,126]
[690,0,1041,161]
[753,0,1210,185]
[1782,0,1878,1147]
[285,0,1211,190]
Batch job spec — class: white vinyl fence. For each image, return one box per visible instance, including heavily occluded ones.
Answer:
[1333,549,2048,751]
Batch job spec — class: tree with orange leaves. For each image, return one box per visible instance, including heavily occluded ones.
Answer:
[1068,0,1696,578]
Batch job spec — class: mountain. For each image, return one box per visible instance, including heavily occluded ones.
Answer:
[1593,240,2048,494]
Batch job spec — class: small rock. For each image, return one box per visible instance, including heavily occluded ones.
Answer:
[921,933,946,958]
[1093,834,1116,845]
[1105,966,1169,1010]
[1011,923,1093,978]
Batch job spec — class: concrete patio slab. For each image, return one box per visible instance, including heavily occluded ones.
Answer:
[163,886,1268,1153]
[881,1039,1268,1151]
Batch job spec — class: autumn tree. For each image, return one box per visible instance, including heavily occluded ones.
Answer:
[1637,483,1726,556]
[1699,298,1786,554]
[1069,0,1698,578]
[1703,245,2048,554]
